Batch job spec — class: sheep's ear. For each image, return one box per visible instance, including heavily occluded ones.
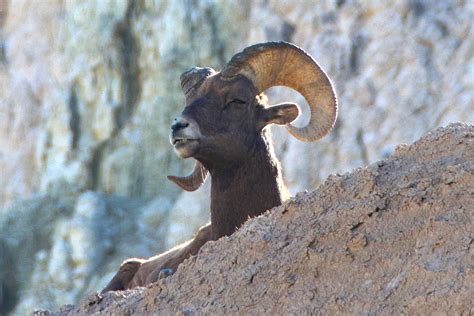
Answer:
[257,102,299,130]
[167,161,208,192]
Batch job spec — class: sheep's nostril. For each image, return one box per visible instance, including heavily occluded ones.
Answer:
[171,118,189,131]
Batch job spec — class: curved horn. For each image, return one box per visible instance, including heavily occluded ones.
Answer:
[167,161,208,192]
[168,68,214,191]
[180,67,216,96]
[221,42,337,142]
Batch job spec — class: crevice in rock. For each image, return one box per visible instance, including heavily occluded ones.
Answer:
[0,39,6,65]
[356,128,369,165]
[183,1,226,66]
[89,0,141,192]
[68,85,81,150]
[205,4,226,66]
[350,221,364,232]
[336,0,346,8]
[417,39,440,120]
[184,0,197,51]
[89,141,108,191]
[185,0,198,43]
[330,117,343,141]
[281,21,296,42]
[435,20,449,38]
[0,241,18,316]
[129,147,145,198]
[112,0,141,135]
[349,33,366,76]
[408,0,425,18]
[0,0,8,65]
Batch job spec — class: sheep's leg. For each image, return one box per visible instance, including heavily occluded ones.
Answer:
[131,223,212,287]
[101,223,212,293]
[101,258,144,293]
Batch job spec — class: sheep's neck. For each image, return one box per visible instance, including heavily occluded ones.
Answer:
[208,136,285,239]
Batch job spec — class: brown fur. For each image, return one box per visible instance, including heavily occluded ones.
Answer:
[102,224,212,292]
[103,72,298,293]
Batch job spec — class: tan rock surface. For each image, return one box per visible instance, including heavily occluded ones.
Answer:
[54,124,473,314]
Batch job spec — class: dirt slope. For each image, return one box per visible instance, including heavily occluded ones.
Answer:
[52,123,473,315]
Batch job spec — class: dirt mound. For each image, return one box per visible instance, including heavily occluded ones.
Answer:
[52,123,473,315]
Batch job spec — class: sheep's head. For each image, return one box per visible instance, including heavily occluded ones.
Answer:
[168,42,338,191]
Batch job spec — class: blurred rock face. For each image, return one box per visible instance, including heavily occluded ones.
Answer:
[0,0,472,314]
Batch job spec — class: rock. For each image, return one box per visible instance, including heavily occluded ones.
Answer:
[52,123,473,314]
[0,0,473,314]
[0,195,76,314]
[1,0,472,206]
[8,192,149,315]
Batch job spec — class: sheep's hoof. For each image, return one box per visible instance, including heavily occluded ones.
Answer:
[158,268,173,279]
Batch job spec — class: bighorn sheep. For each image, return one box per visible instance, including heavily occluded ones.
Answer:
[102,42,337,292]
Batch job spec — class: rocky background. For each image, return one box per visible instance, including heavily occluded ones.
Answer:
[0,0,472,314]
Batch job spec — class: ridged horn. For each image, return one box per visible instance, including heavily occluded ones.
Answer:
[221,42,337,142]
[180,67,216,96]
[167,161,208,192]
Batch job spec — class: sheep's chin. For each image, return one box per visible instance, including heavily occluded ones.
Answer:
[173,139,199,158]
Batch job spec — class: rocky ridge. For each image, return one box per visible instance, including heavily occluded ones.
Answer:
[51,124,473,314]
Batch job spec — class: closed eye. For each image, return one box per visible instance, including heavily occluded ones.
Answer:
[231,98,246,104]
[223,98,247,110]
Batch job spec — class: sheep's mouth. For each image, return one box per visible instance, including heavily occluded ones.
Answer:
[171,137,200,158]
[172,138,199,146]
